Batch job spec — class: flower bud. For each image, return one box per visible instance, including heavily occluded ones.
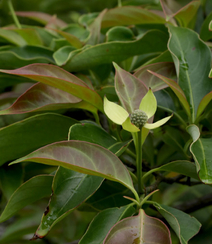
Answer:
[130,109,148,128]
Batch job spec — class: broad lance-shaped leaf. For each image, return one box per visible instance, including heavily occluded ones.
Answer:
[0,83,98,115]
[142,160,199,181]
[0,64,103,112]
[33,167,103,239]
[79,205,135,244]
[63,30,168,72]
[69,123,131,156]
[0,82,79,114]
[114,63,148,114]
[101,6,166,28]
[168,25,212,121]
[187,124,212,184]
[153,203,201,244]
[0,46,55,69]
[134,62,176,92]
[0,175,53,223]
[10,141,137,196]
[196,91,212,118]
[16,11,67,27]
[103,209,171,244]
[160,0,200,28]
[148,71,191,117]
[0,113,77,166]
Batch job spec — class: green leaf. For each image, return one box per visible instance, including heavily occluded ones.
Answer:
[80,181,131,211]
[12,28,45,46]
[106,26,134,42]
[187,125,212,184]
[87,9,107,45]
[34,167,103,238]
[0,164,23,200]
[148,71,191,117]
[114,63,148,114]
[200,12,212,41]
[134,62,176,92]
[196,91,212,118]
[104,96,129,125]
[10,141,136,195]
[53,29,83,48]
[152,160,198,180]
[0,29,26,46]
[0,113,77,166]
[0,64,103,112]
[173,1,200,28]
[153,203,201,244]
[209,20,212,31]
[168,25,212,121]
[63,30,168,72]
[103,209,171,244]
[16,11,67,27]
[79,205,135,244]
[101,6,166,28]
[0,46,54,69]
[0,82,82,115]
[0,175,53,223]
[69,123,116,147]
[53,46,76,66]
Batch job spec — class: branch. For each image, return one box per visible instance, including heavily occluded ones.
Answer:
[174,192,212,213]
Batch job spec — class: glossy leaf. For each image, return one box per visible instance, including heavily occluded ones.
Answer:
[81,181,132,212]
[187,125,212,184]
[143,160,199,180]
[52,29,83,48]
[168,25,212,121]
[69,123,116,147]
[11,141,136,194]
[134,62,176,92]
[0,113,77,166]
[16,11,67,27]
[0,46,54,69]
[12,28,44,46]
[0,82,82,114]
[0,175,53,223]
[34,167,103,238]
[53,46,76,66]
[200,12,212,41]
[0,64,103,112]
[114,63,148,114]
[63,30,168,72]
[0,29,26,46]
[103,209,171,244]
[101,6,166,28]
[106,26,134,42]
[196,91,212,118]
[148,71,191,117]
[79,205,135,244]
[209,20,212,31]
[87,9,107,45]
[161,0,200,28]
[153,203,201,244]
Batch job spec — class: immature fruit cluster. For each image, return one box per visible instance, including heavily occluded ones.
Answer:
[130,109,148,128]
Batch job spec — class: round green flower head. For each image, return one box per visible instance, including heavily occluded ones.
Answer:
[130,109,148,128]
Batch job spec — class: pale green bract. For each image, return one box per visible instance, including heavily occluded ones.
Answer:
[104,89,172,132]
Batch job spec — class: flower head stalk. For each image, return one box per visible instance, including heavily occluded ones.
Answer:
[104,88,172,132]
[104,88,172,195]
